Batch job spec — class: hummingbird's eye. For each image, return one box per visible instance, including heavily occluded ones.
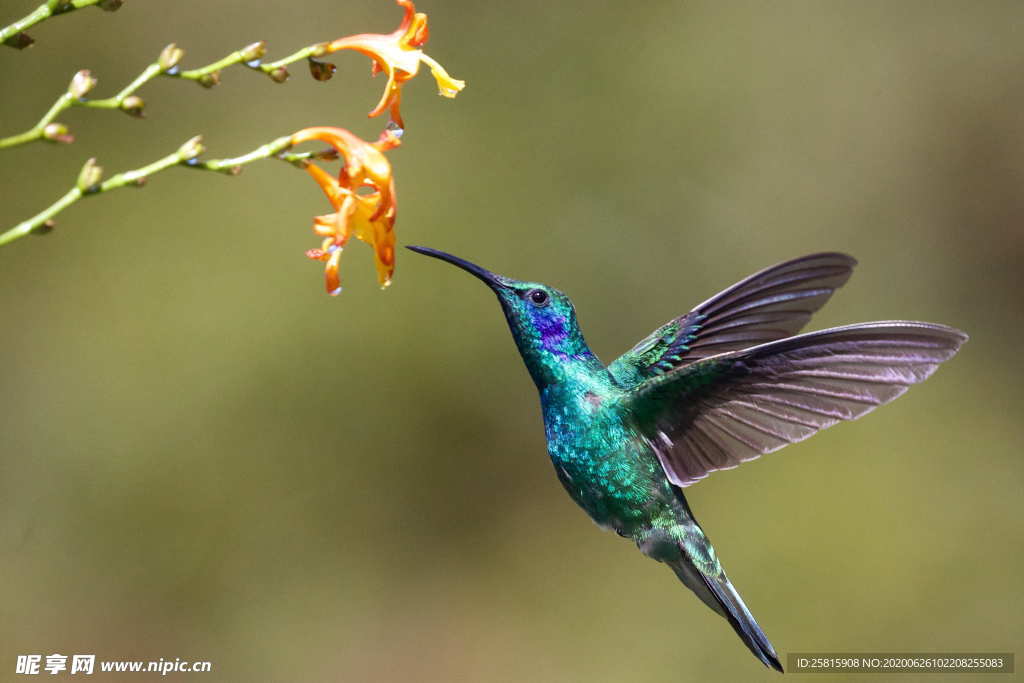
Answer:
[527,289,550,307]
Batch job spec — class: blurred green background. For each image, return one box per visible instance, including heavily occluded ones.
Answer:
[1,1,1022,681]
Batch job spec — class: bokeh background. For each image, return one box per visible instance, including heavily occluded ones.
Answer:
[1,1,1022,681]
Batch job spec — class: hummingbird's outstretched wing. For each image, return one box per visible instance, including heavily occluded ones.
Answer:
[608,253,856,388]
[625,322,967,487]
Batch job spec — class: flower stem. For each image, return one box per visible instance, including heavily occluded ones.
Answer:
[0,92,74,149]
[0,134,327,247]
[0,38,331,149]
[1,0,116,49]
[259,42,327,72]
[184,135,311,174]
[82,63,161,108]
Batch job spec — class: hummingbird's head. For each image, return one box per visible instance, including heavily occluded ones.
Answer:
[407,246,598,388]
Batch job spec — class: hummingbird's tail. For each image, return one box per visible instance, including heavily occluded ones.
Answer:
[668,543,783,672]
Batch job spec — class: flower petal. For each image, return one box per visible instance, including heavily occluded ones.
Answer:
[323,0,462,124]
[420,54,465,98]
[290,126,401,294]
[325,246,343,295]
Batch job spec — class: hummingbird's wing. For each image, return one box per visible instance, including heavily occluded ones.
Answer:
[608,253,856,388]
[625,322,966,487]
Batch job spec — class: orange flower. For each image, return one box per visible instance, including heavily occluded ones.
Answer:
[325,0,465,129]
[291,126,401,294]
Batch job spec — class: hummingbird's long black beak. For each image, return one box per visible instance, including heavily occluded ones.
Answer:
[406,246,509,290]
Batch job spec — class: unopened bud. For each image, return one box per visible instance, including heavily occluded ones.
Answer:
[197,71,220,88]
[97,0,123,10]
[158,43,184,71]
[42,122,73,144]
[3,32,34,49]
[120,95,144,117]
[177,135,204,160]
[240,41,266,62]
[68,69,97,98]
[31,220,56,235]
[307,57,335,82]
[77,157,103,191]
[313,147,339,161]
[267,66,289,83]
[47,0,73,13]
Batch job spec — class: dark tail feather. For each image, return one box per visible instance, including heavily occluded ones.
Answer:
[701,571,784,672]
[670,557,783,672]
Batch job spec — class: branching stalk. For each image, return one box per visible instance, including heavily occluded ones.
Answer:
[1,0,121,50]
[0,135,336,247]
[0,38,330,149]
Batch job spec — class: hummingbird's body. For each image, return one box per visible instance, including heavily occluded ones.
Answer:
[543,368,669,536]
[409,246,967,672]
[495,291,672,536]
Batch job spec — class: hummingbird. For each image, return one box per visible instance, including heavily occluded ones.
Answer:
[407,246,966,672]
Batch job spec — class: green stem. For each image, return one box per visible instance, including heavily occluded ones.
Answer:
[0,38,333,149]
[1,0,113,47]
[259,42,327,72]
[176,46,261,81]
[0,91,75,148]
[0,187,81,245]
[0,121,58,148]
[83,62,161,107]
[0,4,48,44]
[186,135,293,173]
[0,134,315,247]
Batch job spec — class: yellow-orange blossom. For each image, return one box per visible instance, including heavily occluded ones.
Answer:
[292,127,400,294]
[325,0,465,129]
[293,0,464,294]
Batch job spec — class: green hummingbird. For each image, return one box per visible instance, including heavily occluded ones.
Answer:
[408,246,966,672]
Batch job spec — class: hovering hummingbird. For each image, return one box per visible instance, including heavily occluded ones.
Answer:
[408,246,966,672]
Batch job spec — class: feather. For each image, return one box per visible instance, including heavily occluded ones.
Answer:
[609,253,857,387]
[628,322,967,487]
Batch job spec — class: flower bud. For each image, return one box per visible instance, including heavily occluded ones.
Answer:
[47,0,73,13]
[240,41,266,62]
[158,43,184,71]
[77,158,103,191]
[317,148,339,160]
[3,32,34,49]
[42,122,73,144]
[307,58,336,81]
[120,95,145,117]
[267,66,289,83]
[32,219,56,235]
[68,69,97,99]
[97,0,123,10]
[177,135,204,160]
[197,71,220,88]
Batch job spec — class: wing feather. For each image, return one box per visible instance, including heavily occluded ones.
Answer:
[609,253,857,386]
[628,322,967,487]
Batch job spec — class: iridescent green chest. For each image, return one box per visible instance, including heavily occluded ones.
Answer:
[541,383,673,534]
